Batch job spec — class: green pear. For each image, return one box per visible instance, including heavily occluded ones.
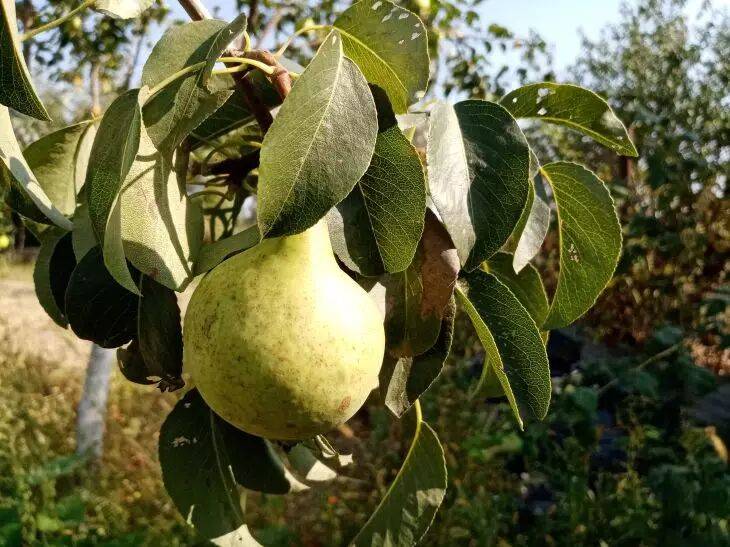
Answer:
[183,219,385,440]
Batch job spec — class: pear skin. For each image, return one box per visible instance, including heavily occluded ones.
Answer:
[183,220,385,440]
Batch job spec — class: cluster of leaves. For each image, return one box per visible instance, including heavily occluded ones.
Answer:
[0,0,637,543]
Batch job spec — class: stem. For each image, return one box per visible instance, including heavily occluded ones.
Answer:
[213,58,275,75]
[597,343,682,396]
[145,61,206,99]
[275,24,330,57]
[21,0,96,41]
[189,189,229,200]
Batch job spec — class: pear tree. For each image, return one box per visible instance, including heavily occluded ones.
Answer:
[0,0,637,543]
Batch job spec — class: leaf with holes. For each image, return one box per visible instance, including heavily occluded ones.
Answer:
[257,31,377,237]
[334,0,429,113]
[142,17,248,154]
[328,88,425,276]
[457,270,551,428]
[0,0,49,119]
[0,107,72,229]
[351,405,446,546]
[540,162,622,330]
[159,390,305,539]
[427,100,530,270]
[501,83,638,157]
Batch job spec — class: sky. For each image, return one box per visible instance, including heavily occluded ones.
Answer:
[161,0,727,75]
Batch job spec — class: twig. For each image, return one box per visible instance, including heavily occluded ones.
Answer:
[597,342,683,396]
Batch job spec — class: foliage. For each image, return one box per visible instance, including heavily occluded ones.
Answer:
[0,0,639,543]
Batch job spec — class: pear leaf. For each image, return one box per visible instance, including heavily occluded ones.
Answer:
[500,83,638,157]
[456,270,551,428]
[34,229,75,328]
[0,0,50,120]
[381,297,455,418]
[94,0,153,19]
[65,246,140,348]
[71,198,96,261]
[485,252,549,332]
[194,225,260,275]
[142,17,248,154]
[114,123,203,291]
[328,88,426,276]
[287,445,337,483]
[427,100,530,270]
[0,107,72,229]
[209,525,262,547]
[377,211,459,357]
[257,31,377,237]
[137,275,184,390]
[159,390,305,539]
[23,121,96,217]
[351,405,446,546]
[540,162,622,330]
[334,0,429,113]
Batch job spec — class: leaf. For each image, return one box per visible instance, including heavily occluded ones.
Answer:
[486,252,548,329]
[34,229,75,328]
[427,100,530,270]
[23,121,96,217]
[378,211,459,357]
[111,122,203,291]
[257,31,377,238]
[86,88,143,243]
[334,0,429,114]
[71,198,96,261]
[142,17,248,154]
[328,87,426,276]
[351,404,446,546]
[94,0,153,19]
[194,225,260,275]
[159,390,304,539]
[117,340,155,385]
[137,275,184,390]
[540,162,622,330]
[0,0,49,120]
[209,525,262,547]
[511,174,550,274]
[65,246,140,348]
[500,83,638,157]
[381,297,455,418]
[287,445,337,483]
[0,107,72,229]
[456,270,551,428]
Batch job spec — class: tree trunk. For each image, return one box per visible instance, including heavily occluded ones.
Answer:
[75,344,115,461]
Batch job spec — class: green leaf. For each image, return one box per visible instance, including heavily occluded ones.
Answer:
[0,107,72,229]
[351,404,446,546]
[375,211,459,357]
[142,17,248,154]
[328,88,426,276]
[334,0,429,114]
[23,121,96,217]
[137,275,184,390]
[94,0,153,19]
[257,31,377,237]
[117,340,155,385]
[194,225,260,275]
[0,0,49,120]
[427,100,530,270]
[71,198,96,261]
[109,122,203,292]
[540,162,622,330]
[287,445,337,483]
[486,252,548,329]
[34,229,75,328]
[456,270,551,428]
[65,246,140,348]
[86,88,143,243]
[381,297,455,418]
[209,525,262,546]
[159,390,304,539]
[500,83,638,157]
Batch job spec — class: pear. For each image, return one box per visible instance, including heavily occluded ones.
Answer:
[183,220,385,440]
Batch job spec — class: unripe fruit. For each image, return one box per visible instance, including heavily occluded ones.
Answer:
[184,220,385,440]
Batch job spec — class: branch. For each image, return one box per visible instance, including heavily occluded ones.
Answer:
[176,0,210,21]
